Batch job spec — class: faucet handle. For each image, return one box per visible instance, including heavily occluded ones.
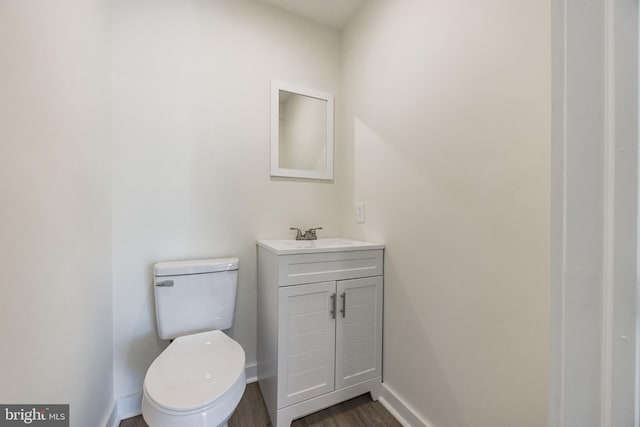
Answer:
[305,227,323,240]
[290,227,304,240]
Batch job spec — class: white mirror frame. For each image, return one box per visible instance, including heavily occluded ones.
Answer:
[270,80,334,180]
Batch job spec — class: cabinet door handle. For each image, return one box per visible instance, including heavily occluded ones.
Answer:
[340,292,346,318]
[330,293,336,319]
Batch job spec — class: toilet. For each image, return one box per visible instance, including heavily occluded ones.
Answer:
[142,258,246,427]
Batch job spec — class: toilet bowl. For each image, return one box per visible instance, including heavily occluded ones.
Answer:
[142,330,246,427]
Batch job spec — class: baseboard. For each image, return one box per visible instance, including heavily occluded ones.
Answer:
[245,362,258,383]
[104,392,139,427]
[106,364,259,427]
[100,399,118,427]
[378,383,433,427]
[116,392,143,424]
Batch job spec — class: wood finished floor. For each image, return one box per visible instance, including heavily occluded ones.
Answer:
[120,383,401,427]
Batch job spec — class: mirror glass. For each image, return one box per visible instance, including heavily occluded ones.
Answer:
[271,80,334,180]
[279,90,327,171]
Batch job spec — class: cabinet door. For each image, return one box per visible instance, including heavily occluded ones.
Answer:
[335,276,383,389]
[277,281,336,408]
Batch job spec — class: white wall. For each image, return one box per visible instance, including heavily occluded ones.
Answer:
[340,1,550,426]
[0,1,114,426]
[111,0,343,400]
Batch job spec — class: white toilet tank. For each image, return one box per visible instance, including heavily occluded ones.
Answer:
[153,257,239,340]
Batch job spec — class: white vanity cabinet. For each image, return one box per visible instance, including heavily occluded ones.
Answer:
[257,239,384,427]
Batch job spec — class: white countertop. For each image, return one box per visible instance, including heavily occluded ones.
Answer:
[256,238,384,255]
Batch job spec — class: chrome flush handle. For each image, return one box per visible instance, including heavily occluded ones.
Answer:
[156,280,174,287]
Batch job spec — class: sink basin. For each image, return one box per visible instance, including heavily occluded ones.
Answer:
[257,238,384,255]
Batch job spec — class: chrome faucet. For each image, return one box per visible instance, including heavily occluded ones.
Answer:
[290,227,323,240]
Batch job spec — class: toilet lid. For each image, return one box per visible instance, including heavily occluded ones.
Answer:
[144,330,245,412]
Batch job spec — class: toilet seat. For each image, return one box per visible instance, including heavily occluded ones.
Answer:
[143,330,245,424]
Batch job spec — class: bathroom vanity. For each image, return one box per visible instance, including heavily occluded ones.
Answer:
[256,238,384,427]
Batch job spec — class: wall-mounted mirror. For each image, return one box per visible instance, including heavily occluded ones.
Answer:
[271,80,334,180]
